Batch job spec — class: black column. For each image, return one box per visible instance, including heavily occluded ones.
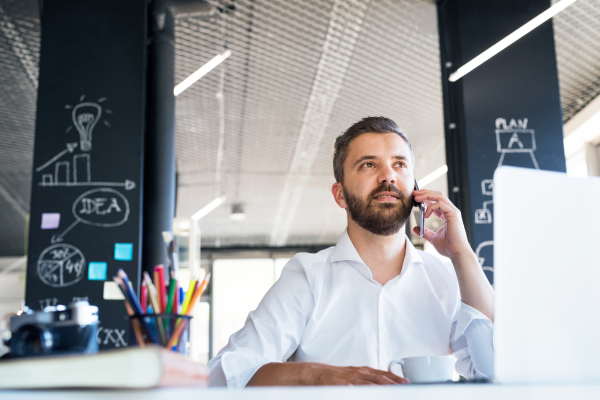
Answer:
[142,1,176,275]
[26,0,147,349]
[437,0,567,284]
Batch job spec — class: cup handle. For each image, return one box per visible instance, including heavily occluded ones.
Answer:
[388,360,405,378]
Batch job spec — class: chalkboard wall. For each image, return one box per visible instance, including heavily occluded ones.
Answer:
[25,0,147,349]
[438,0,566,285]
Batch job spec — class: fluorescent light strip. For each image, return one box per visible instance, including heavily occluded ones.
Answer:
[449,0,577,82]
[174,49,232,96]
[192,196,226,221]
[418,165,448,188]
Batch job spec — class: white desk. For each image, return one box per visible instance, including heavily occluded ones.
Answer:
[2,384,600,400]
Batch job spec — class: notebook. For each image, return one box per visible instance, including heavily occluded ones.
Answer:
[0,345,209,389]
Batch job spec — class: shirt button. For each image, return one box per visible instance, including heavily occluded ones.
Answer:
[382,327,387,332]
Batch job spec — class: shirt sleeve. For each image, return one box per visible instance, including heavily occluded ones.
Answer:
[449,301,494,380]
[207,256,315,388]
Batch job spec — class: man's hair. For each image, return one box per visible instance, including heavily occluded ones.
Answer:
[333,116,414,183]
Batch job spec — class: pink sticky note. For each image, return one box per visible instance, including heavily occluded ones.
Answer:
[41,213,60,229]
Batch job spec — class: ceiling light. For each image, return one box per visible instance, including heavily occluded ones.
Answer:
[178,220,191,230]
[174,49,232,96]
[230,204,246,221]
[418,165,448,188]
[192,196,226,221]
[449,0,578,82]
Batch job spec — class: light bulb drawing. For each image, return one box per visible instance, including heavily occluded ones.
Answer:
[72,102,101,151]
[64,95,112,151]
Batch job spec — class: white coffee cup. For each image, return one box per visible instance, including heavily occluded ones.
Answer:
[388,356,456,383]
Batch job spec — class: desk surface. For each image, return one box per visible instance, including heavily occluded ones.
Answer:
[2,384,600,400]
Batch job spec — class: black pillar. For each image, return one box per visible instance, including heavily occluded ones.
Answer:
[142,0,176,275]
[437,0,567,284]
[26,0,147,349]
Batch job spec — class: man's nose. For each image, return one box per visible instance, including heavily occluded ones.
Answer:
[378,163,396,184]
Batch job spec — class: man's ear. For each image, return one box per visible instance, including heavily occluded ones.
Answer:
[332,182,347,209]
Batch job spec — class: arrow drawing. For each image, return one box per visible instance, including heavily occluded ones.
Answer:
[39,179,136,190]
[36,143,78,172]
[51,220,80,244]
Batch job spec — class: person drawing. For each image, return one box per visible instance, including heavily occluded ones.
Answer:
[208,117,494,387]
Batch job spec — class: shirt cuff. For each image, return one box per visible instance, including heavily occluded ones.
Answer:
[220,351,273,388]
[452,301,492,342]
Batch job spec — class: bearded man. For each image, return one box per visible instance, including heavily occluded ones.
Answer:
[207,117,495,387]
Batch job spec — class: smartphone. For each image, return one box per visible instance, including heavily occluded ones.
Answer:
[414,178,425,237]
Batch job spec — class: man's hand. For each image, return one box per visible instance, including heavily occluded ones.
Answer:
[412,189,471,261]
[412,189,494,321]
[247,362,410,386]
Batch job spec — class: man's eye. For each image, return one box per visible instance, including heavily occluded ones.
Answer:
[394,162,407,168]
[362,162,374,168]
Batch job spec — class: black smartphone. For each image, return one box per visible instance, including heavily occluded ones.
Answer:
[414,178,425,237]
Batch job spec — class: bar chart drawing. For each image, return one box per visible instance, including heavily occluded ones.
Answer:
[36,149,135,190]
[74,154,91,183]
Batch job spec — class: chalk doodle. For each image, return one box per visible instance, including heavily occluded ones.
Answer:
[37,244,86,287]
[38,298,59,310]
[36,96,136,191]
[97,326,127,347]
[474,118,539,225]
[51,188,130,243]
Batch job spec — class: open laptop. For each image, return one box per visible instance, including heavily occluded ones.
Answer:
[493,166,600,384]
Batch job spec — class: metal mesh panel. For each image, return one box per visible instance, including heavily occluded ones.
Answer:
[0,0,39,255]
[553,0,600,122]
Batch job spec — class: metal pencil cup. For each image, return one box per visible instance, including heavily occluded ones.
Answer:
[129,314,192,355]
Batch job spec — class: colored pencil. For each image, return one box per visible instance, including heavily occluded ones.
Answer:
[153,270,162,313]
[166,279,177,314]
[140,284,148,313]
[144,272,161,314]
[143,272,166,345]
[181,279,197,315]
[167,273,211,348]
[156,265,167,313]
[112,276,156,344]
[123,301,145,347]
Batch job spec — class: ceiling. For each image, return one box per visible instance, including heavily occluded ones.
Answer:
[0,0,599,255]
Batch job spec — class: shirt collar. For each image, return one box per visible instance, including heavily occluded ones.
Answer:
[330,228,425,270]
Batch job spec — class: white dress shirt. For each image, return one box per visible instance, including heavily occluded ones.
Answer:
[208,229,494,387]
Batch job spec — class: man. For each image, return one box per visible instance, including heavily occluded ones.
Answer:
[208,117,494,387]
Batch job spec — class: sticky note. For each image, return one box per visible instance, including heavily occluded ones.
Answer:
[103,281,125,300]
[41,213,60,229]
[114,243,133,261]
[88,262,107,280]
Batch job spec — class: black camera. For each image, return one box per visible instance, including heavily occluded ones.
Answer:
[4,300,99,358]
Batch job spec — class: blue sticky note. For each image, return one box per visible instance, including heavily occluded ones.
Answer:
[88,262,107,281]
[41,213,60,229]
[114,243,133,261]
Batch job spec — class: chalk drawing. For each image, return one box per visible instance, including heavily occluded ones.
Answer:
[37,243,86,287]
[97,326,127,347]
[38,298,58,310]
[51,188,130,243]
[474,200,493,224]
[72,296,89,303]
[37,96,134,190]
[35,143,78,172]
[39,179,136,190]
[474,117,539,224]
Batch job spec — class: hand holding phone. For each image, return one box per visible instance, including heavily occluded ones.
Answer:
[414,178,425,237]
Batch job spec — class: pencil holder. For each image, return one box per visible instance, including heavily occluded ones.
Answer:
[129,314,192,355]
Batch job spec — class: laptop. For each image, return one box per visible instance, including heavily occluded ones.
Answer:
[493,166,600,384]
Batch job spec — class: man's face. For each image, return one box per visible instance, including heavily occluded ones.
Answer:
[334,132,414,236]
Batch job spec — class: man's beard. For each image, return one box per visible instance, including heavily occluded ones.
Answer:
[343,183,413,236]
